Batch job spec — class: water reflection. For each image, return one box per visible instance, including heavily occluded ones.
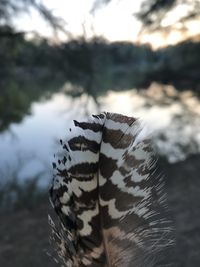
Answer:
[0,83,199,186]
[0,92,98,186]
[101,83,200,162]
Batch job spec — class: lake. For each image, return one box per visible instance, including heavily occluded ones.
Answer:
[0,82,200,187]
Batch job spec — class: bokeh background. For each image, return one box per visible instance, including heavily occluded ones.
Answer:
[0,0,200,266]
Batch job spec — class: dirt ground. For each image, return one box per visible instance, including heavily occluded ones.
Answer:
[0,154,199,267]
[164,154,200,267]
[0,201,57,267]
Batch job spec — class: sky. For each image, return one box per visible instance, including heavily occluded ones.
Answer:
[15,0,200,48]
[16,0,142,41]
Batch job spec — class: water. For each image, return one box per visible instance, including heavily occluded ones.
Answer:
[0,83,200,186]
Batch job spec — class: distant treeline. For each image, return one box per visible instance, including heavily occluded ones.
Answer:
[1,26,200,95]
[1,26,200,131]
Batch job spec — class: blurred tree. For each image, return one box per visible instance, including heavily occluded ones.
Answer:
[135,0,200,32]
[0,0,64,37]
[92,0,200,33]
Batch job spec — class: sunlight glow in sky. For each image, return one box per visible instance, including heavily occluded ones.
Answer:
[15,0,200,48]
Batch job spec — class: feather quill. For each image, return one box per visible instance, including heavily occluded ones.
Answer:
[49,112,174,267]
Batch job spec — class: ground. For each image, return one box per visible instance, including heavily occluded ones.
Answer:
[0,154,199,267]
[165,154,200,267]
[0,201,56,267]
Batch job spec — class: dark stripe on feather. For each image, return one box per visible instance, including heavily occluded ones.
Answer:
[102,128,133,149]
[99,153,117,179]
[68,136,100,153]
[68,162,98,176]
[106,112,136,125]
[74,120,102,132]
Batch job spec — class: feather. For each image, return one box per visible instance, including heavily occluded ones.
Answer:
[49,112,174,267]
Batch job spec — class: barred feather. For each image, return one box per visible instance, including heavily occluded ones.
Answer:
[49,112,174,267]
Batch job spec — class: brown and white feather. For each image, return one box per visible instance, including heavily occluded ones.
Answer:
[49,112,174,267]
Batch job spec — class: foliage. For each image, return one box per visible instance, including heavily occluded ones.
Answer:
[0,0,64,34]
[93,0,200,33]
[136,0,200,31]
